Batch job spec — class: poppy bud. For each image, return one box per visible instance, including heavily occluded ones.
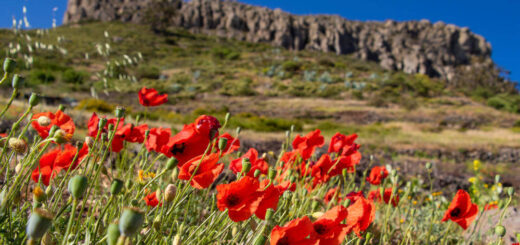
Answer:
[495,175,501,184]
[285,131,290,138]
[342,168,348,179]
[41,232,53,245]
[171,168,179,182]
[495,225,506,237]
[365,232,373,242]
[253,235,267,245]
[15,163,22,173]
[507,187,514,196]
[311,200,319,211]
[290,176,297,183]
[48,126,58,140]
[12,74,23,89]
[33,186,46,203]
[58,104,66,112]
[37,116,51,127]
[516,233,520,243]
[265,208,275,223]
[28,93,40,107]
[241,158,251,175]
[115,106,125,119]
[45,185,53,197]
[8,138,26,153]
[108,124,114,133]
[172,234,181,245]
[26,208,53,240]
[268,167,276,181]
[98,118,108,130]
[290,125,295,132]
[53,130,69,144]
[85,136,94,148]
[425,162,432,170]
[231,226,238,237]
[236,127,241,135]
[111,179,124,195]
[125,179,133,190]
[342,198,351,207]
[68,175,88,199]
[218,137,228,152]
[164,184,176,203]
[107,222,120,245]
[119,207,144,237]
[3,58,16,73]
[253,169,261,178]
[153,216,161,231]
[166,158,178,170]
[130,199,139,207]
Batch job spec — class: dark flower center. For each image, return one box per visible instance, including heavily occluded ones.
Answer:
[170,143,185,155]
[226,194,241,207]
[450,207,461,218]
[314,223,328,235]
[276,237,290,245]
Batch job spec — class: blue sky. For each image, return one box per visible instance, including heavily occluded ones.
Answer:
[1,0,519,82]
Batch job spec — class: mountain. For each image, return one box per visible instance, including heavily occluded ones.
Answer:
[63,0,493,81]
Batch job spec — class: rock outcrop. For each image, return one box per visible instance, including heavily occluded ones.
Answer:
[63,0,493,80]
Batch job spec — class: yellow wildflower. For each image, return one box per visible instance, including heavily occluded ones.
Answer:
[432,191,443,196]
[473,160,481,171]
[468,177,477,184]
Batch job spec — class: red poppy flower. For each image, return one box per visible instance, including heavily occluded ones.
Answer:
[270,216,316,245]
[276,180,297,193]
[144,192,161,207]
[32,110,75,139]
[324,187,341,204]
[484,203,498,211]
[87,112,125,137]
[255,179,283,220]
[138,87,168,107]
[166,115,221,166]
[0,133,7,138]
[145,127,171,154]
[31,144,89,186]
[230,148,269,177]
[311,205,349,245]
[292,129,325,161]
[280,151,298,166]
[441,190,479,230]
[346,197,376,238]
[216,176,262,222]
[344,191,364,205]
[178,153,224,189]
[366,166,388,185]
[328,132,358,154]
[368,188,399,207]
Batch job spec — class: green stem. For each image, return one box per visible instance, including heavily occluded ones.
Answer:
[62,199,78,245]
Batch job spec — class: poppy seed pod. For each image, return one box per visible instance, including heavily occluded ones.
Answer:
[12,74,23,89]
[37,116,51,127]
[268,167,276,181]
[8,138,26,153]
[68,175,88,199]
[425,162,432,170]
[166,158,178,170]
[253,169,261,178]
[218,137,228,152]
[342,198,351,207]
[153,216,161,231]
[164,184,176,203]
[98,118,108,130]
[28,93,40,107]
[3,58,16,73]
[118,207,144,237]
[85,136,94,148]
[107,222,120,245]
[58,104,66,112]
[236,127,241,135]
[53,129,69,144]
[241,158,251,175]
[495,225,506,237]
[110,179,124,195]
[26,208,53,240]
[115,106,125,119]
[507,187,514,196]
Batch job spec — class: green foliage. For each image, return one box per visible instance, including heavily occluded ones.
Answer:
[28,69,55,86]
[75,98,115,113]
[487,94,520,113]
[281,61,302,73]
[211,47,241,60]
[136,65,161,79]
[62,69,88,84]
[229,113,303,132]
[220,79,256,96]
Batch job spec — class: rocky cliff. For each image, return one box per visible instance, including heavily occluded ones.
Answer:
[63,0,493,80]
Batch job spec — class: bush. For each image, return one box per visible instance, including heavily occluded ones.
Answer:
[28,69,55,86]
[229,113,303,132]
[220,79,256,96]
[211,47,241,60]
[75,98,115,113]
[136,65,161,79]
[62,69,87,84]
[281,61,302,73]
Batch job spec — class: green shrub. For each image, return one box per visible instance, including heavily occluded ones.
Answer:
[62,69,87,84]
[281,61,302,73]
[75,99,115,113]
[136,65,161,79]
[211,47,240,60]
[229,113,303,132]
[28,69,55,86]
[220,79,256,96]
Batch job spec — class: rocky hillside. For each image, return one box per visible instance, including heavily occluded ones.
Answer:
[63,0,493,81]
